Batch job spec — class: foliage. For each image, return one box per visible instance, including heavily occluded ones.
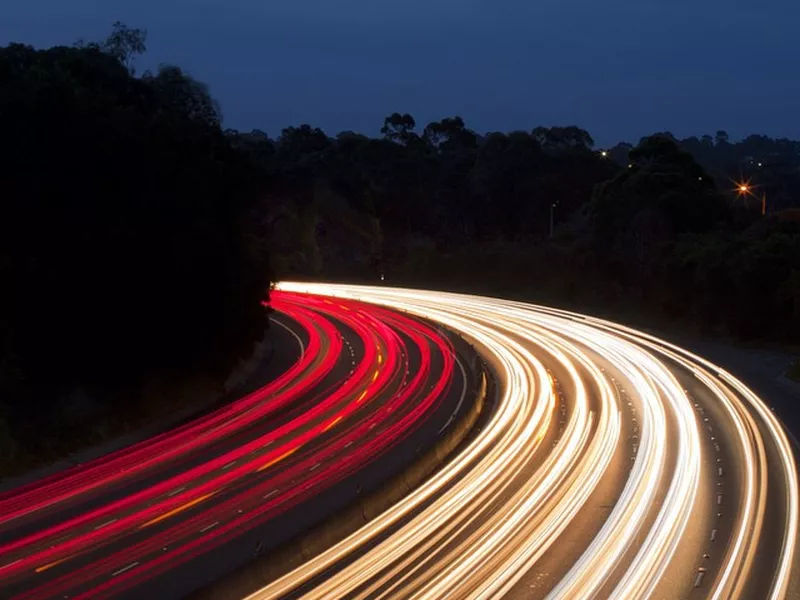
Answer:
[610,130,800,213]
[101,21,147,74]
[143,64,223,127]
[5,20,800,469]
[75,21,147,75]
[0,29,271,459]
[225,118,800,345]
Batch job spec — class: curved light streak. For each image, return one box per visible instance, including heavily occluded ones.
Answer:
[1,293,459,600]
[270,282,798,600]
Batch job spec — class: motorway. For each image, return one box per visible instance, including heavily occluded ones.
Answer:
[0,291,474,599]
[2,283,798,600]
[256,283,799,600]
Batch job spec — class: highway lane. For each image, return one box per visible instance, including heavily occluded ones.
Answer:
[1,293,420,596]
[120,301,477,600]
[0,292,473,599]
[269,282,798,600]
[0,298,329,549]
[0,299,319,532]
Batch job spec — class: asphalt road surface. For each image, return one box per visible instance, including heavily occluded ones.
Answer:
[0,291,473,599]
[262,283,799,600]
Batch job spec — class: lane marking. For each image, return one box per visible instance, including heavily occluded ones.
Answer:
[167,486,185,497]
[270,317,305,358]
[438,356,469,434]
[323,416,342,432]
[258,448,297,472]
[0,559,21,571]
[139,492,216,529]
[200,521,219,533]
[94,518,117,530]
[112,562,139,577]
[35,557,69,573]
[254,440,274,454]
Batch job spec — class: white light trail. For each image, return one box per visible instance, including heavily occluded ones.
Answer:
[245,283,799,600]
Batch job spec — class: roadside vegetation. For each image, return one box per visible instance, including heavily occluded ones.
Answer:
[229,117,800,345]
[0,24,271,475]
[2,21,799,475]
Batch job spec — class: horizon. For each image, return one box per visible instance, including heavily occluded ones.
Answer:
[2,0,799,147]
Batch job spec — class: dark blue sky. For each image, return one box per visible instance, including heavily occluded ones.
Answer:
[2,0,798,146]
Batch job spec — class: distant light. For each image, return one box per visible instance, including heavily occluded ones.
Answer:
[739,185,749,193]
[628,164,633,168]
[758,162,763,167]
[600,151,608,157]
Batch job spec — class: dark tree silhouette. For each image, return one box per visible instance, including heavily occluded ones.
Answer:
[5,21,800,469]
[0,28,271,461]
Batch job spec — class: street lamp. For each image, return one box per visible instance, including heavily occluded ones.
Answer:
[549,201,558,238]
[734,180,766,215]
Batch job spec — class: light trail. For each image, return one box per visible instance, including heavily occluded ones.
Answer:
[266,282,798,600]
[1,293,461,600]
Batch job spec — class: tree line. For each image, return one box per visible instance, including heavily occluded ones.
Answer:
[0,24,271,466]
[227,114,800,344]
[2,22,799,468]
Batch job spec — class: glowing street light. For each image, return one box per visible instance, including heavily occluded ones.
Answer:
[734,180,767,215]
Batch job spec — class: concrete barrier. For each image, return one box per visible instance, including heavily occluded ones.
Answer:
[190,341,493,600]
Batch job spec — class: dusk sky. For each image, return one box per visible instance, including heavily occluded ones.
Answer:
[2,0,798,146]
